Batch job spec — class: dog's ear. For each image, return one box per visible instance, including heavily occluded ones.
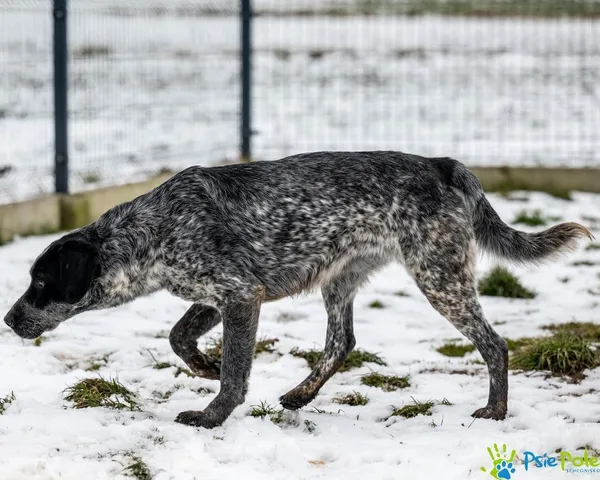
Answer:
[58,238,99,304]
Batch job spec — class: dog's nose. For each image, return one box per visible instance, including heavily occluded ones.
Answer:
[4,312,15,328]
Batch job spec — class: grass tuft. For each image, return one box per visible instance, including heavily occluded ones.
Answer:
[510,334,598,377]
[541,322,600,342]
[436,342,475,357]
[64,377,140,411]
[124,456,152,480]
[585,243,600,251]
[255,337,279,356]
[290,348,386,372]
[361,372,410,391]
[153,362,173,370]
[33,336,46,347]
[174,367,199,378]
[204,336,279,359]
[478,266,536,299]
[389,398,435,419]
[0,392,16,415]
[248,401,284,424]
[571,260,596,267]
[504,337,534,351]
[512,209,547,226]
[368,299,386,309]
[333,391,369,406]
[86,353,111,371]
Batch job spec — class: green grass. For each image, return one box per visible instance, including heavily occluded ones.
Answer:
[153,362,173,370]
[478,266,536,299]
[571,260,596,267]
[255,337,279,356]
[290,348,386,372]
[174,366,202,378]
[585,243,600,251]
[33,336,46,347]
[513,209,548,227]
[368,299,385,309]
[332,391,369,406]
[436,342,475,357]
[86,354,111,372]
[394,290,409,297]
[248,401,284,424]
[388,399,435,419]
[204,336,279,359]
[0,392,16,415]
[64,377,140,411]
[510,334,598,377]
[541,322,600,342]
[505,337,534,351]
[360,372,410,391]
[124,456,152,480]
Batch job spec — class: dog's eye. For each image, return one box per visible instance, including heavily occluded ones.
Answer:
[36,280,45,289]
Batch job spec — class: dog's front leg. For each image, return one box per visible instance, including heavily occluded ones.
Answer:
[175,297,260,428]
[169,303,222,380]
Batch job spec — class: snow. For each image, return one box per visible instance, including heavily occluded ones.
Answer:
[1,191,600,479]
[1,5,600,204]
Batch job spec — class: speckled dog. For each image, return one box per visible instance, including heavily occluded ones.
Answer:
[4,152,592,428]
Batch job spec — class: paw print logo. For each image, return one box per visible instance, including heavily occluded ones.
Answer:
[480,443,517,479]
[495,460,516,479]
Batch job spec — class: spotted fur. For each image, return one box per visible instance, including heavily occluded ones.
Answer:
[4,151,591,428]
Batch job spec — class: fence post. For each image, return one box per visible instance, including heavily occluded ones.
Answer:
[241,0,252,162]
[53,0,69,193]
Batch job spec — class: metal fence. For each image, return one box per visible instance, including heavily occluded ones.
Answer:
[1,0,600,205]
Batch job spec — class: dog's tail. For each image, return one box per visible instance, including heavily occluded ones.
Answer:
[433,158,593,265]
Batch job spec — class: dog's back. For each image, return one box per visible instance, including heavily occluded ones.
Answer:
[149,152,463,298]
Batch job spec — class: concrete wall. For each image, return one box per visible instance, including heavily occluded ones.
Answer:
[0,195,61,245]
[1,166,600,245]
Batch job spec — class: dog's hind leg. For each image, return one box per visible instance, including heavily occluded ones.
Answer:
[280,266,367,410]
[169,303,222,380]
[408,235,509,421]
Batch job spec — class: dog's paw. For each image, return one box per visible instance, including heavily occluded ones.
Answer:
[471,404,507,421]
[175,410,222,429]
[280,387,317,410]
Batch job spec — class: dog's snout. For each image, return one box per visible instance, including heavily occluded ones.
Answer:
[4,311,15,328]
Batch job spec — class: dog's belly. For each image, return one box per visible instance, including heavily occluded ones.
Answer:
[259,239,399,301]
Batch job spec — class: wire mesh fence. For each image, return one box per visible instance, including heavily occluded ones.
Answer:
[253,1,600,166]
[1,0,600,205]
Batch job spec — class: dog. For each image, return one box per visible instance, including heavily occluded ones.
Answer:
[4,151,592,428]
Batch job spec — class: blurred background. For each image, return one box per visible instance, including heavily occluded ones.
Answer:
[1,0,599,204]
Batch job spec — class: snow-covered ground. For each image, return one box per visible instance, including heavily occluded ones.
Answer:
[1,4,600,203]
[0,191,599,479]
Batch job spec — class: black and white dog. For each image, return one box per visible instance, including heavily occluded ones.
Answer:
[3,152,592,428]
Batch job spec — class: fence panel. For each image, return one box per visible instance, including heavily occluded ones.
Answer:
[67,1,240,193]
[0,2,54,203]
[252,1,600,167]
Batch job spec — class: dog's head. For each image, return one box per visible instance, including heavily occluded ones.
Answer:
[4,234,100,339]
